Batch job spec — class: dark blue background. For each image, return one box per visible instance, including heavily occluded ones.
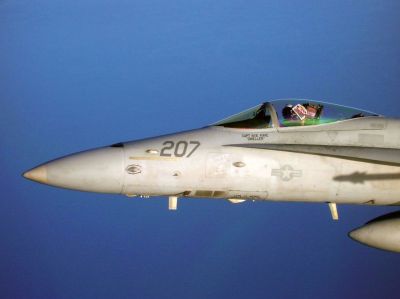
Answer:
[1,1,399,298]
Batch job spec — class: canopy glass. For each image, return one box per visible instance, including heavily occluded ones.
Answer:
[213,99,379,128]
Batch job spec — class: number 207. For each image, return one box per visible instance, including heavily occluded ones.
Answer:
[160,141,200,158]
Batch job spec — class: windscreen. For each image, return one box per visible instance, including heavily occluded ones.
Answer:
[213,103,272,129]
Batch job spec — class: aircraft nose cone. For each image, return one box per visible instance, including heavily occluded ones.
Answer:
[23,165,48,184]
[23,146,124,194]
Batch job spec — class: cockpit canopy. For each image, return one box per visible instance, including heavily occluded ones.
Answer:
[213,99,379,129]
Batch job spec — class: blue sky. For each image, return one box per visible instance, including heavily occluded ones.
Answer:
[1,1,400,298]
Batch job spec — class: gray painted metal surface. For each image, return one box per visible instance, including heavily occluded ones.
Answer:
[23,99,400,253]
[349,212,400,253]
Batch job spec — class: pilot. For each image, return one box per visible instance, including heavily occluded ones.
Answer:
[282,103,323,126]
[282,104,299,121]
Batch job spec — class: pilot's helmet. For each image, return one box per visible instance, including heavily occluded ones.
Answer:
[282,104,297,120]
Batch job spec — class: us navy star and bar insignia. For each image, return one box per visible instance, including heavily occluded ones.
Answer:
[271,165,303,181]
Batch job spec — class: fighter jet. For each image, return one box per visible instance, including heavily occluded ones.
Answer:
[23,99,400,253]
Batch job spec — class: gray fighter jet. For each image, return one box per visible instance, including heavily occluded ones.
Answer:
[23,99,400,253]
